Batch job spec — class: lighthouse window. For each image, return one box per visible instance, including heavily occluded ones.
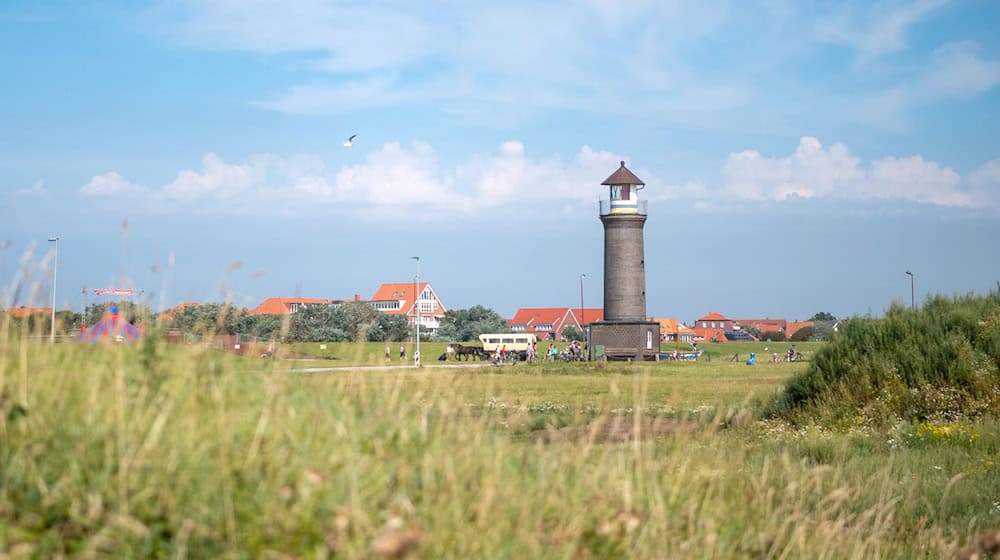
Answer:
[610,185,622,200]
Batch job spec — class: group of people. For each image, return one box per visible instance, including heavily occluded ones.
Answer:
[385,343,411,362]
[386,340,590,365]
[491,340,588,365]
[768,344,799,363]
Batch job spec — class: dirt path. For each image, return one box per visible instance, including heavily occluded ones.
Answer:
[286,362,492,373]
[536,415,700,443]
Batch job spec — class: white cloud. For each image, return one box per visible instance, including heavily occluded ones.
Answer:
[162,153,258,200]
[80,172,145,197]
[816,0,951,60]
[720,136,990,208]
[75,143,642,218]
[78,138,1000,217]
[14,180,47,197]
[869,155,964,205]
[722,137,863,200]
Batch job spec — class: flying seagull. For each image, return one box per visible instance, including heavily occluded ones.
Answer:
[343,134,356,147]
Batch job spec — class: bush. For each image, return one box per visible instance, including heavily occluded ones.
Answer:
[764,290,1000,425]
[760,330,785,342]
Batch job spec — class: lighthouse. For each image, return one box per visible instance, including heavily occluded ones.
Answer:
[588,161,661,361]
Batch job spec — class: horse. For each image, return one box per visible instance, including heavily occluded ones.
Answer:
[451,343,483,361]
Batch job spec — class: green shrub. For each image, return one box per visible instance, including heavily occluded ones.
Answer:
[765,289,1000,424]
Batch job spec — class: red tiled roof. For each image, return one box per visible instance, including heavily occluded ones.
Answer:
[736,318,787,332]
[508,307,604,338]
[573,308,604,325]
[696,311,730,321]
[248,297,340,315]
[4,306,52,318]
[508,307,571,330]
[786,320,814,338]
[370,282,428,316]
[652,317,695,334]
[692,327,728,342]
[162,301,200,319]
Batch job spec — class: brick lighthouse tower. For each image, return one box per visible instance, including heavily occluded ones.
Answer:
[588,161,661,360]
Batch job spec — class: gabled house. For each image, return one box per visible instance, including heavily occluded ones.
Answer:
[370,282,447,335]
[248,297,349,315]
[507,307,604,340]
[692,311,735,343]
[652,318,695,343]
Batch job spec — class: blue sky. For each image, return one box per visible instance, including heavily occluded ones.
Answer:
[3,0,999,323]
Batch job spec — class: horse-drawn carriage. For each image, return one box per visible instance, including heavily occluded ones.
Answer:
[448,342,485,361]
[446,333,539,364]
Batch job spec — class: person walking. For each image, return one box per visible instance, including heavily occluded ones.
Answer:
[400,344,406,361]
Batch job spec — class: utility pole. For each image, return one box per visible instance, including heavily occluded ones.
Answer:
[412,256,421,367]
[905,270,915,310]
[48,236,59,344]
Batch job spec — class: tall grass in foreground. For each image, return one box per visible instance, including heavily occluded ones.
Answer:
[2,333,997,558]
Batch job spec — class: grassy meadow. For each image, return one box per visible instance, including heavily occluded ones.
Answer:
[2,331,998,558]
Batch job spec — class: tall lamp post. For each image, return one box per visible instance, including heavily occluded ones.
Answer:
[48,236,59,344]
[905,270,915,310]
[412,256,420,367]
[579,273,587,360]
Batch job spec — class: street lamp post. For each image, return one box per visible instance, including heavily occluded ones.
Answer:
[48,236,59,344]
[579,273,587,360]
[412,256,420,367]
[905,270,915,310]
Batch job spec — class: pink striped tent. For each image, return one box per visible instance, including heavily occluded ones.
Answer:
[78,306,142,344]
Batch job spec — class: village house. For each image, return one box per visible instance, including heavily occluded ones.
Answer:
[369,282,447,335]
[692,311,736,342]
[507,307,604,340]
[247,297,353,315]
[652,318,696,343]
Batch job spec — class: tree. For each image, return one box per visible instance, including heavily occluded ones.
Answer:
[561,326,584,342]
[160,302,245,336]
[436,305,508,341]
[85,301,152,327]
[286,302,411,343]
[810,311,837,322]
[287,304,348,342]
[376,313,410,343]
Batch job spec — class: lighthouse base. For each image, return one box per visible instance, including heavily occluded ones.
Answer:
[588,320,661,361]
